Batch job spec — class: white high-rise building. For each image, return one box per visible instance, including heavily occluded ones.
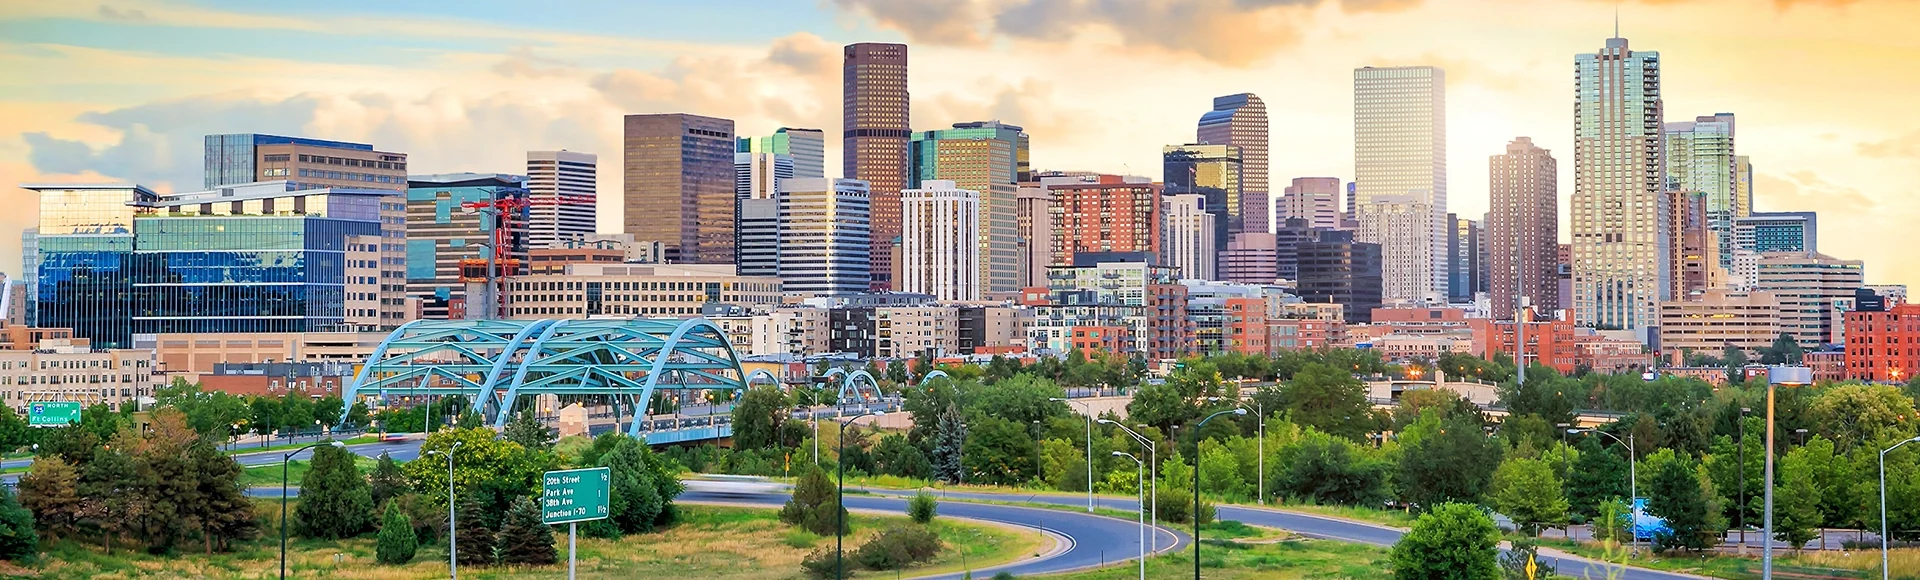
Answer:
[735,151,793,201]
[739,128,826,179]
[1358,199,1437,303]
[1354,66,1447,297]
[525,150,597,249]
[899,180,981,301]
[1664,113,1741,270]
[778,178,871,296]
[1280,177,1342,231]
[1573,35,1666,335]
[1162,193,1216,281]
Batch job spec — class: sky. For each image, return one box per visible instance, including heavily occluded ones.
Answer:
[2,0,1918,284]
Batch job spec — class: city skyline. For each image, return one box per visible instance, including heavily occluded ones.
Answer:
[1,0,1917,286]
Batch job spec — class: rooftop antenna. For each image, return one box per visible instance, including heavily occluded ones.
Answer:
[1614,5,1620,38]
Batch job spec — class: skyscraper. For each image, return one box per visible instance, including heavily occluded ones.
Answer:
[406,173,530,320]
[779,178,872,296]
[1357,199,1436,303]
[1016,186,1054,289]
[1489,136,1559,320]
[1280,177,1341,230]
[1670,190,1719,298]
[899,180,981,301]
[18,227,35,327]
[623,113,736,264]
[738,127,826,179]
[24,183,147,347]
[1197,93,1269,233]
[1354,66,1447,296]
[843,42,909,291]
[1045,174,1161,267]
[734,151,791,278]
[526,150,597,249]
[1298,230,1384,324]
[1573,35,1665,335]
[910,121,1024,293]
[1161,193,1216,280]
[1664,113,1740,269]
[1163,144,1243,255]
[203,133,408,190]
[734,152,793,202]
[1447,215,1484,304]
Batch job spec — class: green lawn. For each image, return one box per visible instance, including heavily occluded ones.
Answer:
[1535,538,1888,579]
[224,435,379,455]
[22,502,1040,579]
[239,455,378,488]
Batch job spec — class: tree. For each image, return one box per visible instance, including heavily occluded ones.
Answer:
[1722,345,1750,385]
[0,487,36,561]
[18,456,81,540]
[1497,370,1577,428]
[729,385,790,451]
[346,401,372,428]
[77,446,139,554]
[249,397,280,445]
[1565,436,1630,520]
[872,433,930,479]
[455,495,495,567]
[594,436,670,534]
[495,496,556,565]
[1271,429,1389,506]
[931,404,966,484]
[369,452,409,508]
[1488,457,1569,536]
[375,500,418,565]
[1759,333,1805,365]
[502,410,556,451]
[1644,456,1715,553]
[1391,502,1499,580]
[314,395,346,431]
[190,440,258,553]
[1773,443,1824,551]
[402,427,554,505]
[961,417,1036,486]
[1808,384,1917,452]
[781,466,846,536]
[1274,363,1374,440]
[1396,414,1504,510]
[295,443,375,539]
[0,406,31,453]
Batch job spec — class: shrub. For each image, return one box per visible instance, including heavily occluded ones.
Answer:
[375,501,417,565]
[1154,487,1214,525]
[854,525,943,570]
[1390,502,1499,580]
[993,573,1017,580]
[0,487,36,561]
[908,491,937,524]
[495,496,556,565]
[799,546,844,578]
[783,467,848,536]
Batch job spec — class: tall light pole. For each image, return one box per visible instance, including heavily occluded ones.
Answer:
[1765,365,1812,579]
[1571,428,1634,551]
[1739,406,1750,550]
[1194,407,1247,579]
[282,441,344,580]
[1239,398,1265,504]
[1881,436,1920,580]
[1113,451,1146,580]
[837,411,884,580]
[428,441,465,580]
[1050,397,1094,512]
[1101,419,1158,550]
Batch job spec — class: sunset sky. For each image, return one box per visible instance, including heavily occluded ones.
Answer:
[2,0,1916,284]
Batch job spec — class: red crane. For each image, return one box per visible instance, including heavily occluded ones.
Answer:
[459,197,529,319]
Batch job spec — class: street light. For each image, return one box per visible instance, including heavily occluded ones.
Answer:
[1765,365,1813,579]
[1113,451,1146,580]
[1880,436,1920,580]
[1049,397,1094,513]
[1570,428,1635,551]
[427,441,465,580]
[1100,419,1158,550]
[836,411,884,580]
[1193,407,1247,579]
[281,441,345,580]
[1239,398,1266,505]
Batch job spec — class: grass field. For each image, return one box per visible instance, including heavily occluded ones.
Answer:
[1536,538,1907,579]
[25,502,1040,579]
[239,455,379,488]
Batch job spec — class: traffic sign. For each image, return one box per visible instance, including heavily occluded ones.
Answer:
[27,402,81,427]
[542,467,610,525]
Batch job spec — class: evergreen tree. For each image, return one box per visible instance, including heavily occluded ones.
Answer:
[0,487,36,561]
[17,456,81,540]
[190,440,258,553]
[494,497,556,565]
[502,410,556,451]
[295,443,375,539]
[375,500,418,565]
[368,452,408,508]
[1390,502,1499,580]
[455,495,496,567]
[77,447,139,554]
[931,404,966,484]
[782,466,846,535]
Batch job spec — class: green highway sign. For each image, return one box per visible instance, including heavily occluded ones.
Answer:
[27,402,81,427]
[542,467,610,525]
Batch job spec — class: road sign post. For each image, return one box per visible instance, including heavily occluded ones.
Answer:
[543,467,610,580]
[28,402,81,427]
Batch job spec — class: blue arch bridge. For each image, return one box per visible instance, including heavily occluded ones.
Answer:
[337,317,891,444]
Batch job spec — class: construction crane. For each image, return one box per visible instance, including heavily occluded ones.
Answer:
[459,197,529,319]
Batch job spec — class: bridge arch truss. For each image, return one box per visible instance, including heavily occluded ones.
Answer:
[338,317,747,436]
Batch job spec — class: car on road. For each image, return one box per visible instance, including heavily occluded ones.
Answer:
[683,474,783,496]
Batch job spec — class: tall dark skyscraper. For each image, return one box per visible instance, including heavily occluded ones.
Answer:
[1198,93,1269,233]
[1489,136,1559,320]
[623,113,736,264]
[843,42,909,290]
[1298,230,1384,324]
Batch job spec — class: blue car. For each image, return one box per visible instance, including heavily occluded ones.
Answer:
[1628,498,1671,541]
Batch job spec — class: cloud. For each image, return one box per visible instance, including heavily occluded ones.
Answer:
[834,0,1426,67]
[95,4,150,21]
[1752,171,1876,214]
[20,93,324,187]
[589,33,842,135]
[490,46,579,78]
[916,79,1098,151]
[1857,130,1920,159]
